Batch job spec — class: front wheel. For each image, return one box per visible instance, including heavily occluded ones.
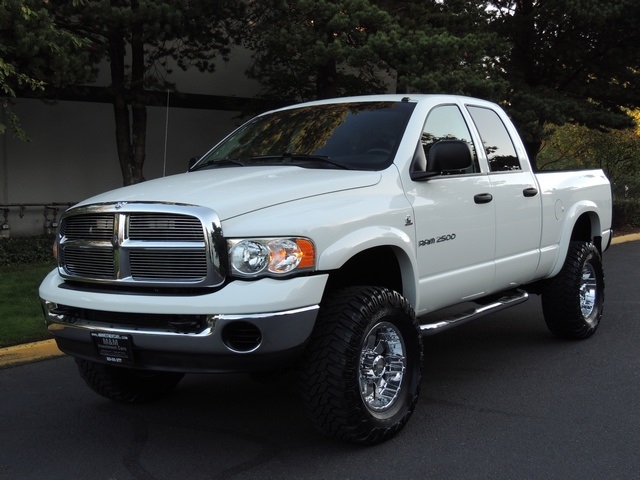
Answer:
[76,359,184,403]
[541,241,605,339]
[298,286,423,445]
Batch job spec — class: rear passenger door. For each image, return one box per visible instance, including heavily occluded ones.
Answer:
[466,105,542,289]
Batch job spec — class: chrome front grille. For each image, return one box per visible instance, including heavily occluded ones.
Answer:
[58,203,225,287]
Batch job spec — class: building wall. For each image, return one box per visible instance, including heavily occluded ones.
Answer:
[0,50,261,236]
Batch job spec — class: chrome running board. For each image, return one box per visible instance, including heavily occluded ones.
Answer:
[419,289,529,336]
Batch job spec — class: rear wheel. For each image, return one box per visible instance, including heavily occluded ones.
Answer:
[542,241,604,339]
[76,359,184,403]
[298,286,423,445]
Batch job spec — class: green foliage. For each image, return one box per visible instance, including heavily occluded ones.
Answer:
[244,0,393,100]
[244,0,507,102]
[374,0,508,99]
[0,0,93,139]
[537,120,640,231]
[612,198,640,230]
[49,0,242,90]
[538,123,640,191]
[488,0,640,165]
[0,235,56,266]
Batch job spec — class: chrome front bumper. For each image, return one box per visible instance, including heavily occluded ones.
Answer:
[42,300,319,373]
[39,267,327,373]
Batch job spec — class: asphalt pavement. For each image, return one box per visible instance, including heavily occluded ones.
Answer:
[1,235,639,479]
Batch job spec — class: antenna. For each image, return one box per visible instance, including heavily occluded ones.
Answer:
[163,90,170,177]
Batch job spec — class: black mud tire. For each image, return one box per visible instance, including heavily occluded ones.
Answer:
[75,359,184,403]
[541,241,604,339]
[298,286,423,445]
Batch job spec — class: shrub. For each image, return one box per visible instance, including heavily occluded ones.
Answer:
[0,235,56,266]
[612,198,640,230]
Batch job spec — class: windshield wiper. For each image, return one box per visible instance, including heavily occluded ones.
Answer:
[250,153,354,170]
[190,158,246,171]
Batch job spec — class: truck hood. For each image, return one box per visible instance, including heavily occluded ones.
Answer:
[76,167,382,220]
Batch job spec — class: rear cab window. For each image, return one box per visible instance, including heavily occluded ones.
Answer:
[466,105,522,172]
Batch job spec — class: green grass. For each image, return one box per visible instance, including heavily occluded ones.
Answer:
[0,262,56,348]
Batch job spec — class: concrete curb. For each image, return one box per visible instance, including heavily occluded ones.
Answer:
[1,232,637,369]
[0,339,64,369]
[611,233,640,245]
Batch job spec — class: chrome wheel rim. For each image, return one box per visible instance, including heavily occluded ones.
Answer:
[580,263,597,319]
[358,322,406,413]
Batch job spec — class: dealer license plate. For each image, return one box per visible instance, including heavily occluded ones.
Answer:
[91,332,134,365]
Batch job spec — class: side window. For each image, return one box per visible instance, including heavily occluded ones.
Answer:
[418,105,479,174]
[467,106,521,172]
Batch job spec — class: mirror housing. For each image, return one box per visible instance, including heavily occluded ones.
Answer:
[188,156,200,171]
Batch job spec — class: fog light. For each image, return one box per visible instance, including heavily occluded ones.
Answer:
[221,321,262,352]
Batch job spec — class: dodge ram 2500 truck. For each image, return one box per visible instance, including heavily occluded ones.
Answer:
[40,94,612,444]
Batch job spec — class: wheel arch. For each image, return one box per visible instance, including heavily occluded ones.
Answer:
[318,227,418,308]
[549,206,603,278]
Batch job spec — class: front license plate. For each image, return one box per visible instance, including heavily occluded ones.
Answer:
[91,332,134,365]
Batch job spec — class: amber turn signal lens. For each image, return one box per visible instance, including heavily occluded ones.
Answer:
[295,238,315,269]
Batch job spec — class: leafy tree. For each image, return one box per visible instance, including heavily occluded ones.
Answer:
[538,122,640,197]
[0,0,92,139]
[488,0,640,168]
[244,0,393,101]
[372,0,508,99]
[49,0,244,185]
[245,0,508,103]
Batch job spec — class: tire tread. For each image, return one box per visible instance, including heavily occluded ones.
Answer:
[298,286,423,444]
[542,241,604,339]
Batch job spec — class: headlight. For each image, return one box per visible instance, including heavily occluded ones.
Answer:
[228,237,315,278]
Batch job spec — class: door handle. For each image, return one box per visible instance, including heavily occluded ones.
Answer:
[523,187,539,197]
[474,193,493,204]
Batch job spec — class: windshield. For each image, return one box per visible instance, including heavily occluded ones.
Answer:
[194,101,416,171]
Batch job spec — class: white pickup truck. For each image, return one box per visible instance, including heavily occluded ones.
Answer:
[40,94,612,444]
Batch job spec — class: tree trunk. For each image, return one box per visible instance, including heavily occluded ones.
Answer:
[112,96,137,185]
[316,60,338,99]
[129,1,146,185]
[107,0,146,186]
[108,30,135,186]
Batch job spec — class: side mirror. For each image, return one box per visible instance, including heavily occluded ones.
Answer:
[412,140,473,180]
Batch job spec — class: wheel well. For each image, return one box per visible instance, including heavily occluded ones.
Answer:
[571,212,602,253]
[324,246,403,297]
[571,214,592,242]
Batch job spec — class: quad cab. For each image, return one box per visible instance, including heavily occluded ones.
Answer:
[40,95,611,444]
